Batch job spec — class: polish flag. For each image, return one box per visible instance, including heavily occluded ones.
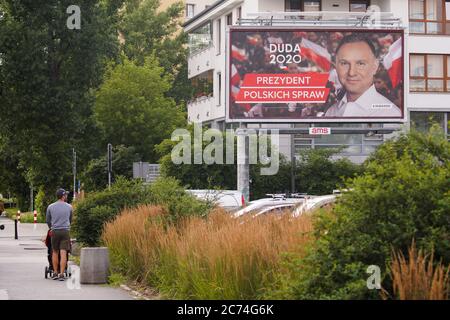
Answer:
[231,64,241,86]
[231,86,251,111]
[231,45,247,62]
[293,32,308,39]
[246,35,260,46]
[383,38,402,88]
[378,34,394,47]
[231,85,241,100]
[300,38,332,71]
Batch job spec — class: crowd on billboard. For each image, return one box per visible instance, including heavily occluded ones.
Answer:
[229,29,404,121]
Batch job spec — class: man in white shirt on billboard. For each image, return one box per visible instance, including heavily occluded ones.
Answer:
[325,34,401,118]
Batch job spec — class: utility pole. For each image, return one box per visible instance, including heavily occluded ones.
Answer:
[237,123,250,204]
[291,124,296,194]
[29,185,34,212]
[107,143,112,189]
[73,148,77,200]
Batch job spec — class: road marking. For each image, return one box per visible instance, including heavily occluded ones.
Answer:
[0,289,9,300]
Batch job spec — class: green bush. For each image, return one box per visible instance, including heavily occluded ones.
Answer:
[148,177,211,223]
[4,207,19,220]
[267,127,450,299]
[81,145,142,192]
[73,178,151,246]
[73,177,210,246]
[295,148,363,195]
[35,187,46,217]
[18,212,45,223]
[2,207,45,223]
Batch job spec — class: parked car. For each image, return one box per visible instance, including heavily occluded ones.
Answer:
[186,189,244,211]
[233,194,306,218]
[292,195,338,217]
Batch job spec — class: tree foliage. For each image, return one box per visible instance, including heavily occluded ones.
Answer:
[157,127,362,199]
[0,0,119,207]
[119,0,192,104]
[81,145,141,192]
[272,127,450,299]
[94,56,185,162]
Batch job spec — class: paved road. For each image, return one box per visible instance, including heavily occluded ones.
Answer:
[0,216,133,300]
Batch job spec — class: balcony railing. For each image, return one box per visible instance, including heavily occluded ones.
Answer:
[238,11,403,28]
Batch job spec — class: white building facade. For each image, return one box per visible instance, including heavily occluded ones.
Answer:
[184,0,450,162]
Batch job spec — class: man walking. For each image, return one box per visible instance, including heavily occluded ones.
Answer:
[46,188,72,281]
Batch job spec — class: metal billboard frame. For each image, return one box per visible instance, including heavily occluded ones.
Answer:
[225,26,406,124]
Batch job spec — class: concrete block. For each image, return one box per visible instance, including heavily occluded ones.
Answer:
[80,247,110,284]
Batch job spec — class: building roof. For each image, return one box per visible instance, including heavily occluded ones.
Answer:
[182,0,227,27]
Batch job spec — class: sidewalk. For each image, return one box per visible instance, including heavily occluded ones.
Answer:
[0,216,133,300]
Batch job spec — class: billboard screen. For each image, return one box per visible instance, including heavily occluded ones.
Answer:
[228,28,405,122]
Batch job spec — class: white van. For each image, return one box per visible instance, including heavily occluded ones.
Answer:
[186,190,244,211]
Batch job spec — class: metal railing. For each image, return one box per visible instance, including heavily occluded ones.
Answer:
[238,11,403,28]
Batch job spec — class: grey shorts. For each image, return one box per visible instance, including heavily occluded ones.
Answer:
[51,229,70,251]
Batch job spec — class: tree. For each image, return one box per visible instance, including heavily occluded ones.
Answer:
[0,0,120,208]
[282,126,450,299]
[156,127,361,199]
[94,56,185,162]
[118,0,192,104]
[295,148,363,195]
[81,145,141,192]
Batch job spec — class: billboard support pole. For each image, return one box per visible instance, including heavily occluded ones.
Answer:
[290,126,296,194]
[237,123,250,204]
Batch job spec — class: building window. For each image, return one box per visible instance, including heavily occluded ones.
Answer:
[293,123,384,155]
[216,19,221,55]
[350,0,370,12]
[227,13,233,25]
[188,22,212,55]
[410,54,450,92]
[409,0,450,35]
[304,0,321,11]
[410,111,449,139]
[285,0,321,11]
[217,72,222,106]
[190,70,213,100]
[186,4,195,19]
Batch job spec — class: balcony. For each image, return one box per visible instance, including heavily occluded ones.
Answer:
[187,95,216,123]
[188,44,215,79]
[240,10,402,28]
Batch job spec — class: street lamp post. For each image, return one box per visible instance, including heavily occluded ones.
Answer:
[73,148,77,200]
[107,143,112,189]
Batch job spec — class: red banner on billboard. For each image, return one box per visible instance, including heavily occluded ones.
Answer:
[236,72,331,104]
[240,73,330,87]
[236,87,331,104]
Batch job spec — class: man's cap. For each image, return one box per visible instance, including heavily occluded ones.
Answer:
[56,188,68,198]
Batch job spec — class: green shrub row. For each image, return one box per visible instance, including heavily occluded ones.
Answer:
[73,176,211,246]
[264,126,450,299]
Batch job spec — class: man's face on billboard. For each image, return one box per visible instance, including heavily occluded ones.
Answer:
[335,41,379,100]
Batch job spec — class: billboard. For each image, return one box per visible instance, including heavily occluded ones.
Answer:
[228,28,405,123]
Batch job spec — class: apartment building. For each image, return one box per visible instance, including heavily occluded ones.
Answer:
[184,0,216,19]
[157,0,215,20]
[183,0,450,162]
